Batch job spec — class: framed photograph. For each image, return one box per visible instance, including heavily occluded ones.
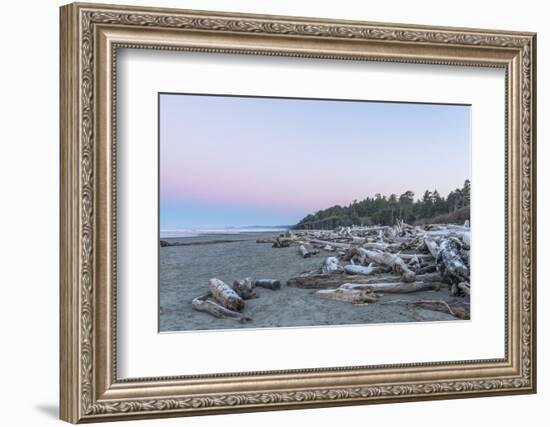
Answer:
[60,2,537,423]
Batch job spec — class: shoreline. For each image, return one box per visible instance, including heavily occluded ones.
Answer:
[160,238,247,247]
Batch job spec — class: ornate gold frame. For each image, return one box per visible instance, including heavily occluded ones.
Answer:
[60,2,537,423]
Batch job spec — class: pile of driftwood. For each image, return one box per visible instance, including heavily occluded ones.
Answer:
[191,277,281,322]
[260,220,471,319]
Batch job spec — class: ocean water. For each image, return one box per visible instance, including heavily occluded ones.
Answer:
[160,227,289,238]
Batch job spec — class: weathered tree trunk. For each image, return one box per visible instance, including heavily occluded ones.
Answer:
[254,279,281,290]
[436,237,469,284]
[359,248,416,282]
[232,278,257,299]
[340,281,442,293]
[343,263,375,276]
[315,288,378,304]
[191,293,251,322]
[208,278,245,311]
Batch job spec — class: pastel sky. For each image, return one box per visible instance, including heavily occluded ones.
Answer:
[160,94,470,229]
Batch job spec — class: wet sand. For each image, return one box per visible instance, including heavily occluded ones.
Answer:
[159,232,458,332]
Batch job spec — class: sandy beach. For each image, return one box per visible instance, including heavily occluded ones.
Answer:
[159,231,458,332]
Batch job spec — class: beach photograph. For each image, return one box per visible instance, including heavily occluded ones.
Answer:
[159,93,471,332]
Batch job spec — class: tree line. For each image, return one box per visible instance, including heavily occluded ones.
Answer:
[293,180,470,230]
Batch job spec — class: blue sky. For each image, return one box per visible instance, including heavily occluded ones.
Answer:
[160,94,470,229]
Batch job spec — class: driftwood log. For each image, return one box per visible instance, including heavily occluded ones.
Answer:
[359,248,416,282]
[254,279,281,290]
[315,288,378,304]
[343,263,375,276]
[232,278,257,299]
[436,237,469,284]
[424,237,440,259]
[191,293,251,322]
[208,278,245,311]
[287,271,441,289]
[288,272,367,289]
[340,281,442,294]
